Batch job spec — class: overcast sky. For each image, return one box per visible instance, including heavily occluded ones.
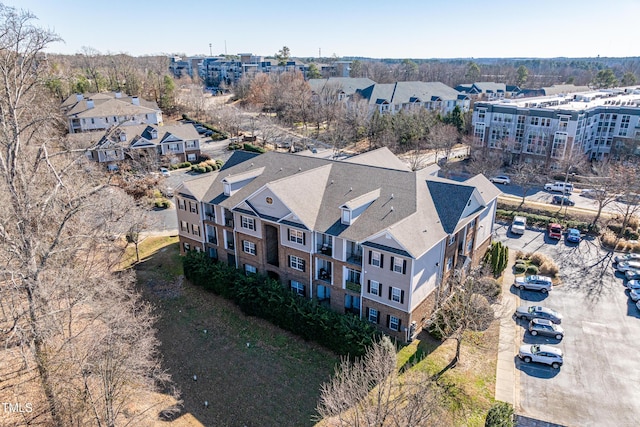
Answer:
[8,0,640,59]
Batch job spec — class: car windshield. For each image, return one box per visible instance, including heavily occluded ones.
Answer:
[514,220,525,226]
[551,226,561,232]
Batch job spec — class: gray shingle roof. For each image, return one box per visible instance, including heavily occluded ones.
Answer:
[192,150,498,258]
[308,77,376,97]
[357,81,461,106]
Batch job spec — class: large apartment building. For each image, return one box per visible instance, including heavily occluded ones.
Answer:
[175,148,500,342]
[472,87,640,164]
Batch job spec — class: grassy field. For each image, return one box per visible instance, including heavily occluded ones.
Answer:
[131,238,338,427]
[131,237,499,426]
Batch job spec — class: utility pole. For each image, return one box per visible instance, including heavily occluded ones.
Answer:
[209,43,212,56]
[224,40,227,55]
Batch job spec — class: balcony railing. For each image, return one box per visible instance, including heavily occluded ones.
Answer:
[224,218,234,228]
[346,254,362,265]
[345,281,361,293]
[318,268,331,283]
[318,244,333,256]
[207,235,217,244]
[227,241,234,250]
[205,213,215,222]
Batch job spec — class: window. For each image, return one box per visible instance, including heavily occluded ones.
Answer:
[289,255,305,271]
[169,143,179,151]
[183,242,190,252]
[390,287,403,303]
[178,199,186,210]
[448,235,455,246]
[180,221,189,232]
[208,247,218,259]
[341,209,351,225]
[244,264,257,275]
[241,216,255,231]
[290,280,305,296]
[530,117,540,126]
[368,308,379,323]
[189,201,198,214]
[187,153,197,162]
[368,280,380,296]
[389,315,400,331]
[243,240,256,255]
[288,229,305,244]
[392,257,406,274]
[191,224,200,236]
[370,251,382,268]
[186,141,197,149]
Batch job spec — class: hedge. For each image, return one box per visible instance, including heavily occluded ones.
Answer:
[243,143,266,153]
[484,241,509,277]
[182,252,380,357]
[485,402,514,427]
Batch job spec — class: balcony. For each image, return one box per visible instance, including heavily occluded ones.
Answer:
[224,218,234,228]
[207,235,217,244]
[318,244,333,257]
[227,241,234,250]
[345,281,361,293]
[346,254,362,265]
[318,268,331,283]
[205,213,215,222]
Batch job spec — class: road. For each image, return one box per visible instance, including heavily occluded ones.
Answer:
[494,224,640,426]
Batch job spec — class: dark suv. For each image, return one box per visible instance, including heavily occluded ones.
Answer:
[552,195,575,206]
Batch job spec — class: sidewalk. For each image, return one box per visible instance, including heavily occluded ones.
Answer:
[494,250,520,407]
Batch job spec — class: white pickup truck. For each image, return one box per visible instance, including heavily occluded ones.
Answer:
[544,182,574,194]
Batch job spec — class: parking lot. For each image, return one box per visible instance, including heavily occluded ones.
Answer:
[494,223,640,427]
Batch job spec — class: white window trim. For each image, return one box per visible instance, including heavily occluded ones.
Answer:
[290,255,305,271]
[391,287,401,303]
[370,280,380,296]
[243,240,256,255]
[241,216,255,231]
[393,258,403,273]
[289,229,304,244]
[389,315,400,331]
[368,308,378,323]
[371,251,381,267]
[291,280,305,296]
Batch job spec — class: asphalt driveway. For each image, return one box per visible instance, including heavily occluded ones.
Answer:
[494,223,640,427]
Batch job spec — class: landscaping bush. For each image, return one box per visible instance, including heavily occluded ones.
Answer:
[228,143,242,150]
[529,253,549,267]
[485,401,514,427]
[514,264,526,274]
[539,262,559,277]
[154,199,171,209]
[182,252,380,357]
[243,143,266,154]
[476,277,502,302]
[525,265,539,275]
[486,241,509,277]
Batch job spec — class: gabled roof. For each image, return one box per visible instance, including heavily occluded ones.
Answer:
[357,81,462,107]
[89,123,198,151]
[472,82,507,93]
[308,77,376,97]
[63,92,161,118]
[343,147,411,171]
[192,150,499,258]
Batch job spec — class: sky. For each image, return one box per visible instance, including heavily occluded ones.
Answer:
[7,0,640,59]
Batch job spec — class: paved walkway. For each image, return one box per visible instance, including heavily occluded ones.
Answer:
[494,251,520,406]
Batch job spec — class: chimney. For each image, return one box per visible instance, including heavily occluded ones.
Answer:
[76,93,84,101]
[115,91,122,98]
[131,96,140,106]
[86,99,94,109]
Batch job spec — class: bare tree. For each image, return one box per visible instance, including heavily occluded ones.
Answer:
[0,6,172,426]
[315,336,444,427]
[429,267,495,373]
[511,162,546,204]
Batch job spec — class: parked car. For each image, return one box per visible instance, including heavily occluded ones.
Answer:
[544,182,574,194]
[514,275,553,293]
[489,175,511,185]
[636,300,640,312]
[625,270,640,281]
[614,253,640,264]
[624,279,640,290]
[514,305,563,324]
[518,344,564,369]
[511,216,527,235]
[547,223,563,240]
[581,188,606,199]
[616,193,640,205]
[528,319,565,340]
[616,260,640,272]
[566,228,581,243]
[160,167,170,177]
[552,195,575,206]
[629,288,640,302]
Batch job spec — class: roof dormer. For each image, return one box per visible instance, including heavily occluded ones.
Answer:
[340,188,380,226]
[222,167,265,197]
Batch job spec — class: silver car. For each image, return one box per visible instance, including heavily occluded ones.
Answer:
[625,279,640,290]
[529,319,565,340]
[514,275,553,293]
[626,270,640,281]
[616,260,640,272]
[514,305,563,324]
[518,344,564,369]
[629,288,640,302]
[614,253,640,264]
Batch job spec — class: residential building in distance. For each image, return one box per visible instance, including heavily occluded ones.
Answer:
[62,92,163,134]
[174,148,500,341]
[308,77,377,102]
[455,82,521,101]
[355,81,470,115]
[85,123,201,168]
[472,86,640,163]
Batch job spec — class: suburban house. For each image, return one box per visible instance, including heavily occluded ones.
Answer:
[175,148,500,342]
[472,86,640,163]
[355,81,470,115]
[517,84,591,98]
[85,123,201,167]
[455,82,521,101]
[62,92,163,134]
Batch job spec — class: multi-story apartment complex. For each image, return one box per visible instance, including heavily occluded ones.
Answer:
[175,148,500,341]
[85,123,201,167]
[472,87,640,163]
[62,92,163,134]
